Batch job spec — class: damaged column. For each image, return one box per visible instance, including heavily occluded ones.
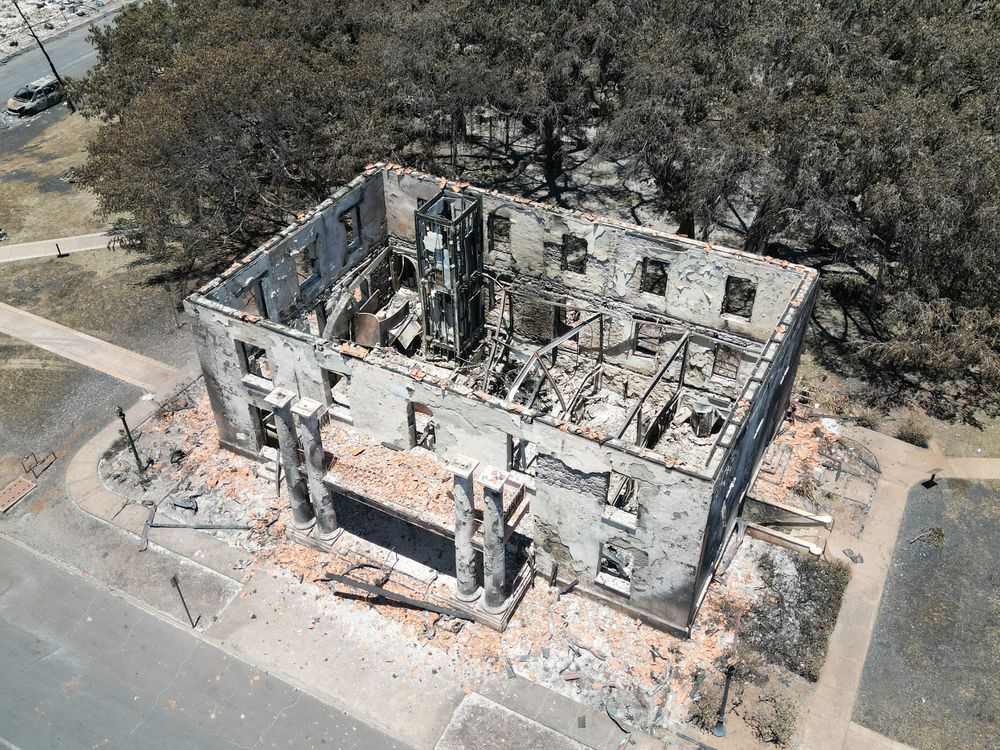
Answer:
[447,455,480,603]
[264,388,315,530]
[291,397,339,541]
[478,466,509,613]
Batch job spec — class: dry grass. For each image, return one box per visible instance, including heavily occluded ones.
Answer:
[895,414,931,448]
[0,115,115,244]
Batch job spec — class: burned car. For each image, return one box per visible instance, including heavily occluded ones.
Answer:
[7,75,64,117]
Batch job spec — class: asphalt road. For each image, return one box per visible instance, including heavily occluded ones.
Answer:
[0,11,114,149]
[1,15,111,98]
[0,536,407,750]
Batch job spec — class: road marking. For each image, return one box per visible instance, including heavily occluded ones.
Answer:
[0,736,25,750]
[0,302,177,392]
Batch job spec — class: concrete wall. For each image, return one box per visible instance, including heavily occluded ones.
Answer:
[688,280,819,626]
[186,291,713,632]
[204,171,387,323]
[381,169,805,343]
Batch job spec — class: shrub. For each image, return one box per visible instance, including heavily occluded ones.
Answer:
[895,415,930,448]
[743,689,799,746]
[853,407,882,431]
[690,682,722,732]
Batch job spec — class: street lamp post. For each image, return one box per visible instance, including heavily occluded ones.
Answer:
[116,405,145,475]
[713,663,736,737]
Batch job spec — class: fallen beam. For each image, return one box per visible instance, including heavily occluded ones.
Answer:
[746,522,823,557]
[746,494,834,530]
[322,572,474,621]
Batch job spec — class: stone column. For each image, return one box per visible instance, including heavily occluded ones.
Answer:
[478,466,509,613]
[291,398,339,540]
[264,388,314,530]
[447,454,480,602]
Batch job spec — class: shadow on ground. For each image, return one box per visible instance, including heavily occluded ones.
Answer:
[853,478,999,749]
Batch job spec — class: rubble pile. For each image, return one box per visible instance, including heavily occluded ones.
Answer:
[99,380,829,740]
[100,383,282,550]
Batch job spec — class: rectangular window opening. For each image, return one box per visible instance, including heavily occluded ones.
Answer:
[408,402,436,450]
[713,345,741,380]
[294,241,321,287]
[240,278,269,319]
[321,369,352,422]
[723,276,757,319]
[607,472,638,516]
[640,258,669,296]
[251,405,280,450]
[596,542,634,596]
[238,340,271,380]
[489,213,511,258]
[506,434,538,476]
[341,204,363,253]
[560,234,588,274]
[633,321,660,358]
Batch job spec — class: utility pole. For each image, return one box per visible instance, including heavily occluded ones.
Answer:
[11,0,76,113]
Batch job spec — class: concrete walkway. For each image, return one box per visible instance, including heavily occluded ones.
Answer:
[0,302,176,392]
[800,426,1000,750]
[0,232,112,263]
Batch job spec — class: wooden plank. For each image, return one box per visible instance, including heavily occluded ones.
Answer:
[0,477,36,513]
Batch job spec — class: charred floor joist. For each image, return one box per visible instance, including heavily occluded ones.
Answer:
[185,164,818,634]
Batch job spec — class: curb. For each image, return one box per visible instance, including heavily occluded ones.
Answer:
[64,358,248,581]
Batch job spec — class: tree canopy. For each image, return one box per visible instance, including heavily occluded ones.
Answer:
[73,0,1000,414]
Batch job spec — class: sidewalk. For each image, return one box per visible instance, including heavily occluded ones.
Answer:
[0,301,177,391]
[0,232,112,263]
[799,426,1000,750]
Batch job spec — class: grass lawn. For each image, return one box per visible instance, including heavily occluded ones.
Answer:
[0,113,113,244]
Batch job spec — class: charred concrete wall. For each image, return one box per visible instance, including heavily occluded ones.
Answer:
[688,279,818,626]
[204,171,388,324]
[381,169,804,343]
[187,165,818,635]
[186,293,712,632]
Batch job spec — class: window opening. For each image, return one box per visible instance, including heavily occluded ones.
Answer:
[640,258,669,296]
[597,542,635,596]
[294,241,321,287]
[408,402,436,450]
[240,278,269,319]
[723,276,757,319]
[506,435,538,475]
[238,340,270,380]
[713,345,741,380]
[321,369,352,421]
[489,213,511,259]
[633,322,660,358]
[560,234,588,274]
[607,472,638,516]
[251,405,280,450]
[341,204,363,252]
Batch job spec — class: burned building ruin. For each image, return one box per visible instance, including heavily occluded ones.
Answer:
[185,164,818,635]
